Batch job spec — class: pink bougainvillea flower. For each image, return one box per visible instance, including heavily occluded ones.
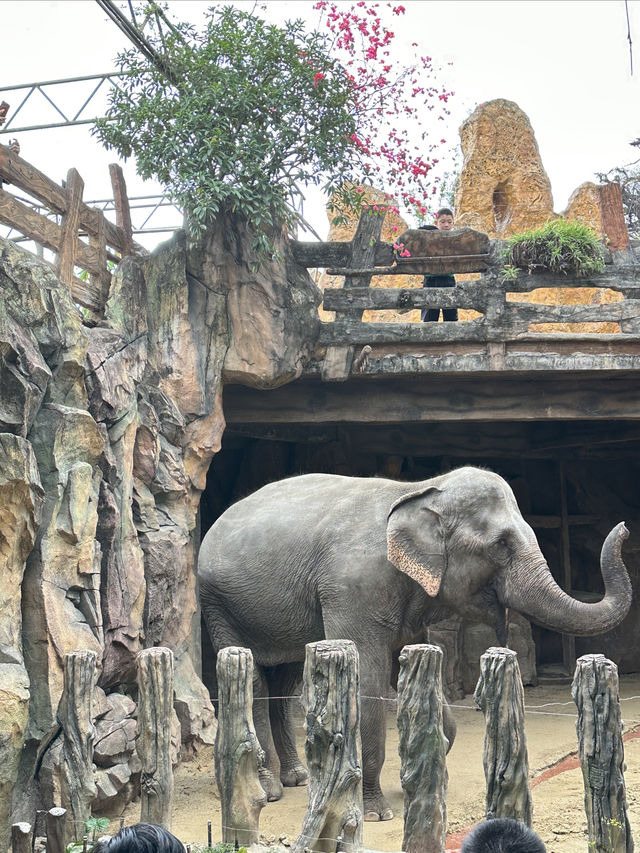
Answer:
[313,72,325,85]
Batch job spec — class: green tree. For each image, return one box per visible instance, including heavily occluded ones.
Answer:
[94,2,451,253]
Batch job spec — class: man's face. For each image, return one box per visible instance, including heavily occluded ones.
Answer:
[436,214,454,231]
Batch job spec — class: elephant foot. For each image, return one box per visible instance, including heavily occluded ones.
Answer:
[280,763,309,787]
[259,768,283,802]
[363,793,394,821]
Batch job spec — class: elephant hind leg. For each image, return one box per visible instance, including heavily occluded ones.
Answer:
[266,664,308,788]
[253,666,284,802]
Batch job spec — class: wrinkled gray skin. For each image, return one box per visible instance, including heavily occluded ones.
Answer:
[198,467,631,821]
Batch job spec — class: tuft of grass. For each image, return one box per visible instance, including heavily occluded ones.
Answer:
[504,218,605,277]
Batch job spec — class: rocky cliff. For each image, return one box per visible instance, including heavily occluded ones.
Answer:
[0,215,321,844]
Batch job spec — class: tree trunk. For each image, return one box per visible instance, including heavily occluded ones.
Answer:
[46,808,66,853]
[571,654,633,853]
[397,644,448,853]
[57,651,97,844]
[293,640,363,853]
[215,647,267,847]
[10,823,31,853]
[474,647,532,825]
[137,647,174,829]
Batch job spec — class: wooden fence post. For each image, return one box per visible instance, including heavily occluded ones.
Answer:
[571,654,632,853]
[46,807,66,853]
[397,644,448,853]
[215,647,267,847]
[293,639,363,853]
[109,164,133,256]
[474,647,532,825]
[57,650,97,843]
[137,647,175,830]
[10,823,31,853]
[56,168,84,287]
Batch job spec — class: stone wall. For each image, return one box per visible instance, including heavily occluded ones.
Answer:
[0,214,321,845]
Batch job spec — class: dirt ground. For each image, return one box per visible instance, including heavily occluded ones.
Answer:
[122,675,640,852]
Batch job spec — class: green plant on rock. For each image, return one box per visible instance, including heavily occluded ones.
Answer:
[504,218,605,277]
[65,817,111,853]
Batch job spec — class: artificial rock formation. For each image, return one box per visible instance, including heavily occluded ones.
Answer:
[0,210,322,835]
[455,99,555,238]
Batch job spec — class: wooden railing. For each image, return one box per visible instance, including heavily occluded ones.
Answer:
[0,143,141,318]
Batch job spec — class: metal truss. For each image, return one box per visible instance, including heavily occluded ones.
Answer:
[0,73,122,135]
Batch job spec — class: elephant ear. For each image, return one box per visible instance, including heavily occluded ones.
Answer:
[386,486,446,596]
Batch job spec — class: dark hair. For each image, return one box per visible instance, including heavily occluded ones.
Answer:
[461,819,546,853]
[436,207,454,218]
[92,824,185,853]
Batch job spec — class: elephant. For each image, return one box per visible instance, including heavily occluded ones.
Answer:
[198,467,631,821]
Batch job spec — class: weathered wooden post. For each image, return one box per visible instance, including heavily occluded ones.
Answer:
[137,646,174,829]
[571,654,633,853]
[397,644,448,853]
[474,647,532,825]
[293,640,363,853]
[10,822,31,853]
[57,650,97,843]
[45,807,66,853]
[215,647,267,847]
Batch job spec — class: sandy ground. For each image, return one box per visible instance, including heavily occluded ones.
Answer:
[121,675,640,852]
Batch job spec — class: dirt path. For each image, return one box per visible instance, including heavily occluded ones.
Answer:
[123,675,640,852]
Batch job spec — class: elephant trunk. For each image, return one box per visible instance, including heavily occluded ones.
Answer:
[503,523,631,637]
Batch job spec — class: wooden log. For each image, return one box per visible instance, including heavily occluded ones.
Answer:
[0,188,103,272]
[57,651,97,844]
[571,654,632,853]
[10,823,31,853]
[599,183,630,251]
[45,808,66,853]
[293,640,363,853]
[109,164,134,256]
[474,647,532,825]
[137,647,175,830]
[322,208,386,381]
[89,210,111,310]
[0,143,127,252]
[319,318,487,345]
[322,285,487,313]
[56,168,84,288]
[291,240,398,268]
[397,644,448,853]
[215,647,267,847]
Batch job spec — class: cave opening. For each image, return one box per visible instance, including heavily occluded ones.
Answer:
[492,181,512,233]
[198,414,640,693]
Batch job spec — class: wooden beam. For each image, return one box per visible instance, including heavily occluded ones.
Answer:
[0,143,130,253]
[222,375,640,424]
[323,285,486,312]
[55,168,84,288]
[0,189,103,272]
[320,318,487,345]
[109,163,133,256]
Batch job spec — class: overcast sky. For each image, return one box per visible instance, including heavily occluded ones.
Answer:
[1,0,639,247]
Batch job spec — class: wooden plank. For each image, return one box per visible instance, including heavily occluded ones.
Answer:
[599,183,629,251]
[55,168,84,288]
[319,318,487,345]
[222,375,640,425]
[109,163,133,255]
[323,285,487,312]
[0,188,104,273]
[291,240,396,268]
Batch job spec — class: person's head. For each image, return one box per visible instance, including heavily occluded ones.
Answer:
[461,818,546,853]
[92,824,185,853]
[435,207,454,231]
